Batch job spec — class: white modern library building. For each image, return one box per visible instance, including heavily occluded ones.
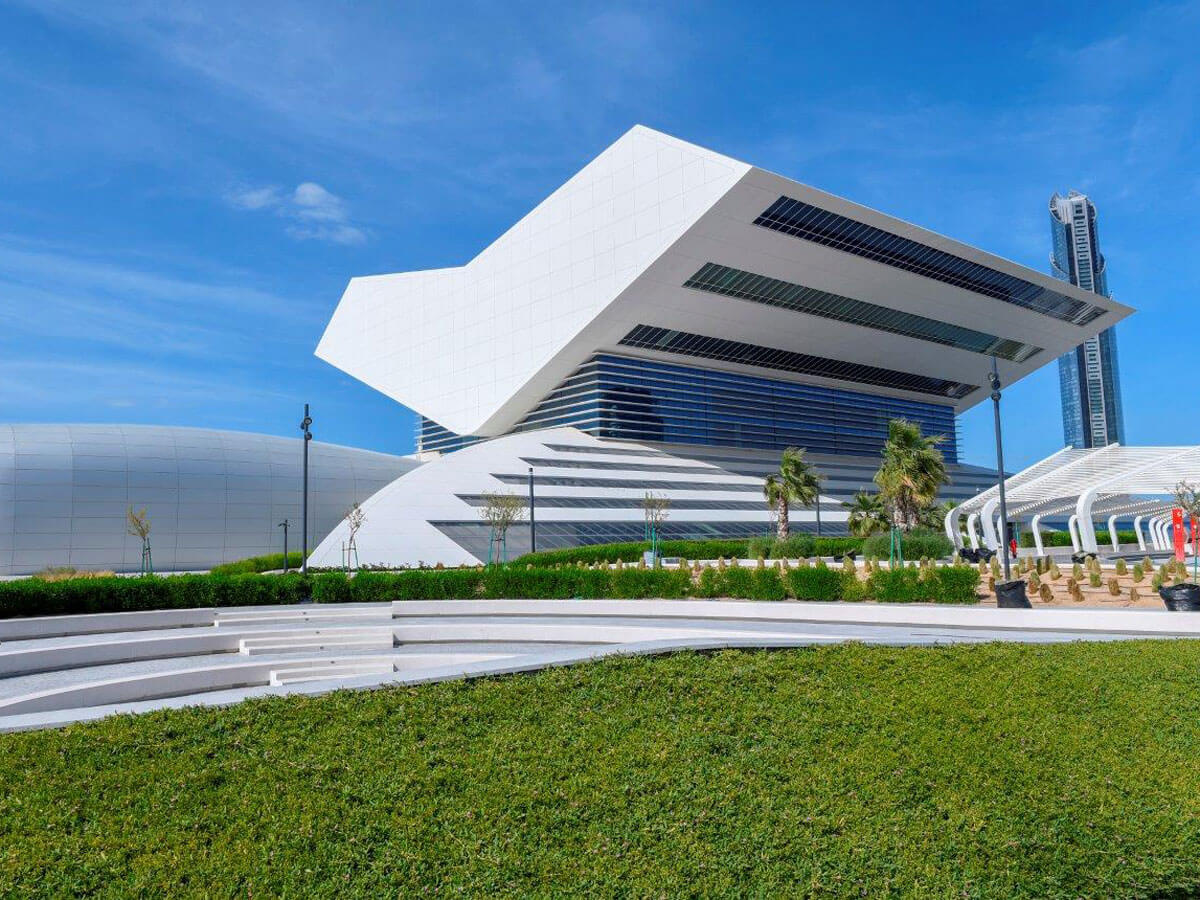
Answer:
[308,126,1130,568]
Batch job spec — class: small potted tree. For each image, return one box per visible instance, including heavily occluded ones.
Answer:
[642,492,671,567]
[479,491,527,565]
[1161,481,1200,610]
[127,506,152,575]
[343,502,366,573]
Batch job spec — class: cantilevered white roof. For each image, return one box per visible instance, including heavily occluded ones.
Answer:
[316,125,1131,437]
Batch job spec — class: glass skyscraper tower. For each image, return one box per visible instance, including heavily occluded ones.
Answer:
[1050,191,1125,448]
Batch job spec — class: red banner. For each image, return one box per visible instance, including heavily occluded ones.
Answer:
[1173,507,1185,561]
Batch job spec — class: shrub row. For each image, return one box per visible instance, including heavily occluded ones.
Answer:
[323,566,980,604]
[0,573,313,620]
[866,566,980,604]
[0,564,980,618]
[862,528,953,560]
[514,536,864,567]
[209,551,305,576]
[1018,529,1140,549]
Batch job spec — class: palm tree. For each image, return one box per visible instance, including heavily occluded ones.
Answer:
[843,491,889,537]
[874,419,948,531]
[918,499,957,532]
[763,447,822,541]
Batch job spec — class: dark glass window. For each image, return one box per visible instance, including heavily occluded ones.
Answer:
[684,262,1042,363]
[754,196,1107,327]
[618,324,976,399]
[426,353,960,463]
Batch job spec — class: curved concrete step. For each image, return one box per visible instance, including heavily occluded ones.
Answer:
[392,621,826,644]
[0,625,395,677]
[269,661,396,686]
[0,655,399,715]
[240,634,394,656]
[0,608,216,642]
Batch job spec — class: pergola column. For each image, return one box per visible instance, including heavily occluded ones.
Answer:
[1107,514,1120,552]
[1031,513,1046,556]
[944,507,963,549]
[1074,489,1101,554]
[1133,515,1147,552]
[980,498,1001,550]
[966,514,981,550]
[1067,515,1081,553]
[1151,517,1166,551]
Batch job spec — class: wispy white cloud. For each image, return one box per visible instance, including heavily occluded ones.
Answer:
[225,185,282,211]
[0,234,323,366]
[224,180,367,245]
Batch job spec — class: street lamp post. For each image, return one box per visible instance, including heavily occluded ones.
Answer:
[989,357,1011,582]
[300,404,312,575]
[528,466,536,555]
[279,519,289,573]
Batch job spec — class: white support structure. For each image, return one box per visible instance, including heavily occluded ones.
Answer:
[949,445,1200,561]
[1107,514,1120,552]
[944,509,958,548]
[981,498,1001,550]
[1150,517,1164,551]
[966,514,981,550]
[1031,513,1046,556]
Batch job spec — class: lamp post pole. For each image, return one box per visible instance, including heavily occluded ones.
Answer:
[989,357,1012,583]
[279,519,289,573]
[528,466,536,554]
[300,404,312,575]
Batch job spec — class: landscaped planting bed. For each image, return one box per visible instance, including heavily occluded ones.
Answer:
[3,641,1200,895]
[514,535,865,566]
[209,551,304,575]
[0,562,980,619]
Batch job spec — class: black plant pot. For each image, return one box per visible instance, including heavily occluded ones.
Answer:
[1071,551,1097,564]
[1159,583,1200,611]
[995,579,1031,609]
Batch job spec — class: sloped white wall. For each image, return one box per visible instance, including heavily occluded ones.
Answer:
[314,125,749,436]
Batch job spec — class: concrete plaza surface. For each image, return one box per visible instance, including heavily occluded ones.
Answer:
[2,599,1199,733]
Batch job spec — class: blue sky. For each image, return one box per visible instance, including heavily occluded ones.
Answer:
[2,1,1197,470]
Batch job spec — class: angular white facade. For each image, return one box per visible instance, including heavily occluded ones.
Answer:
[311,126,1134,568]
[318,126,1131,439]
[0,425,417,575]
[316,128,751,438]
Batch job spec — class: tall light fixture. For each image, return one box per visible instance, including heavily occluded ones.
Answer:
[528,466,536,554]
[989,357,1011,582]
[300,404,312,575]
[278,518,289,573]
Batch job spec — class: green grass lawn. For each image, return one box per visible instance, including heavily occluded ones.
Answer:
[4,642,1200,897]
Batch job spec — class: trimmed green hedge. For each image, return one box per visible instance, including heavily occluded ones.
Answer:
[0,564,981,619]
[1019,529,1139,549]
[210,552,304,575]
[0,574,314,620]
[514,537,863,567]
[867,566,979,604]
[862,528,953,561]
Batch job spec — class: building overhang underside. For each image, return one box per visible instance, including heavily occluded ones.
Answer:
[946,445,1200,555]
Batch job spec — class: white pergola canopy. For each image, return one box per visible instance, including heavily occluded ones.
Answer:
[946,445,1200,555]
